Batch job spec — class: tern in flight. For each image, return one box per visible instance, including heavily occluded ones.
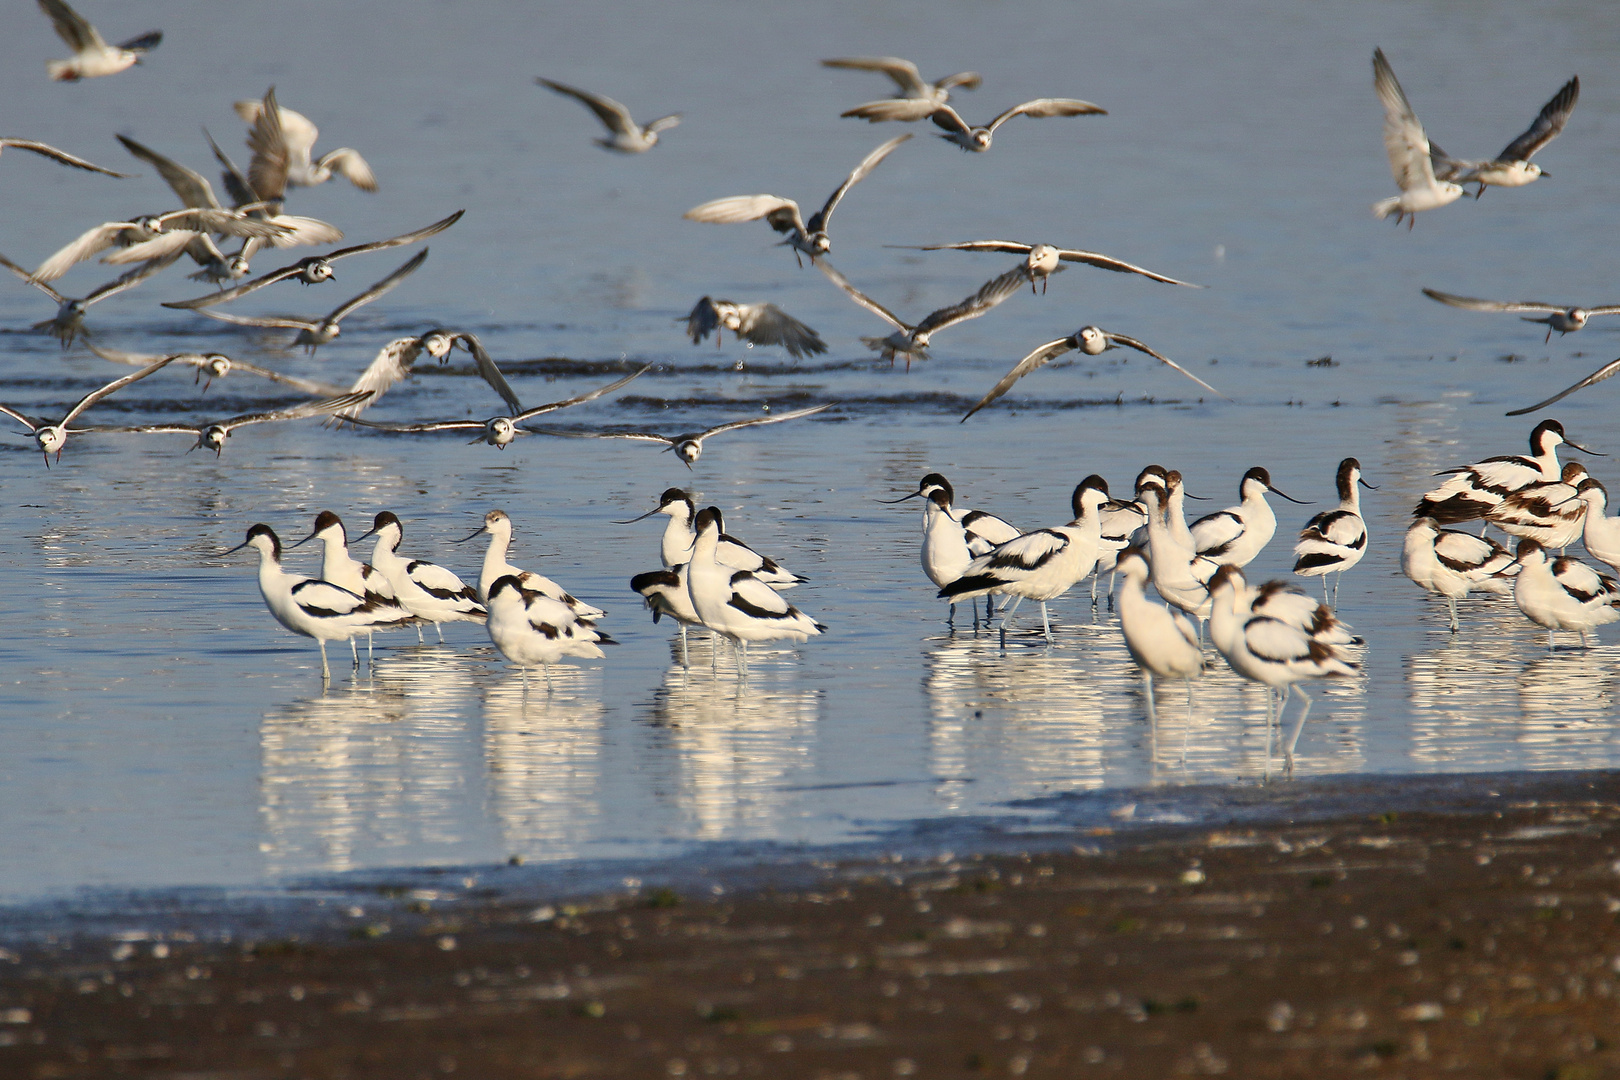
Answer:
[527,403,833,468]
[535,78,680,153]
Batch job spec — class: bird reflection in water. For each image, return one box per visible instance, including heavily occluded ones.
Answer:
[258,649,483,877]
[482,667,607,863]
[644,641,824,841]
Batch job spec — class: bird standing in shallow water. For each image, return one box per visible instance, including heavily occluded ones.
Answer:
[358,512,486,643]
[486,575,615,693]
[1114,547,1203,724]
[1402,516,1516,632]
[1294,458,1375,602]
[685,508,823,675]
[1505,539,1620,650]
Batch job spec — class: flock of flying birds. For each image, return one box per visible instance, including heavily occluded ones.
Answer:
[5,5,1619,727]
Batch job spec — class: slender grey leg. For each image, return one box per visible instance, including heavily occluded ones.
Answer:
[1144,671,1157,721]
[1446,596,1459,633]
[1284,685,1312,764]
[318,640,331,682]
[1040,602,1053,643]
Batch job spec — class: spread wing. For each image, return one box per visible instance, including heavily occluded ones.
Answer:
[259,215,343,249]
[0,251,64,301]
[244,87,289,204]
[685,297,721,344]
[536,78,637,136]
[927,104,974,136]
[907,240,1033,255]
[336,415,484,434]
[734,304,826,358]
[346,337,427,411]
[322,210,462,262]
[815,258,908,331]
[60,356,175,426]
[841,99,942,123]
[1505,357,1620,416]
[315,148,377,191]
[1421,287,1561,314]
[98,229,203,267]
[1099,332,1229,399]
[961,336,1074,422]
[812,133,912,230]
[512,364,651,422]
[324,248,426,322]
[33,221,139,282]
[1052,248,1201,286]
[449,332,521,414]
[38,0,101,51]
[693,403,833,440]
[3,139,129,177]
[522,428,674,445]
[115,135,218,208]
[1499,75,1579,162]
[683,195,803,236]
[914,266,1028,336]
[984,98,1107,133]
[193,309,317,331]
[217,391,372,432]
[821,56,928,97]
[1373,47,1441,194]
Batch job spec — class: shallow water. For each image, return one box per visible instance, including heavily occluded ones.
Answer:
[2,0,1620,900]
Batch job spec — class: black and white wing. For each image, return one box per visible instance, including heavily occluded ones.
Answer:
[1505,357,1620,416]
[316,210,463,263]
[1498,75,1579,162]
[244,87,290,204]
[194,309,316,331]
[536,78,638,136]
[2,138,129,177]
[690,403,833,441]
[913,266,1029,337]
[1189,510,1245,558]
[323,248,428,323]
[821,56,929,97]
[683,195,804,237]
[840,99,943,123]
[685,297,722,345]
[906,240,1034,256]
[961,336,1075,422]
[335,415,484,434]
[115,134,219,208]
[38,0,101,52]
[808,133,912,233]
[1098,331,1230,399]
[58,356,175,426]
[84,342,347,396]
[1421,287,1563,315]
[215,391,373,434]
[0,251,65,301]
[1050,247,1200,286]
[522,428,674,446]
[345,337,427,414]
[983,98,1107,134]
[815,258,908,331]
[734,304,826,358]
[511,365,651,422]
[925,104,975,137]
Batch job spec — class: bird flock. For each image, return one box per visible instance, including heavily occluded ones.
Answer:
[3,6,1614,750]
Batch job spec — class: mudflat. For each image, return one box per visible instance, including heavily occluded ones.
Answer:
[3,780,1617,1078]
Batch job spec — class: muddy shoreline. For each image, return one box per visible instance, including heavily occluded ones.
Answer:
[2,770,1618,1078]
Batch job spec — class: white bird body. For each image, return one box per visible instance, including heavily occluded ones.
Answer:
[38,0,160,81]
[1415,420,1585,524]
[466,509,604,622]
[631,564,701,629]
[686,508,823,648]
[361,512,485,638]
[1402,516,1516,630]
[536,78,680,153]
[630,489,805,588]
[1209,565,1358,695]
[1295,458,1372,593]
[1509,540,1620,648]
[235,91,377,192]
[1572,480,1620,573]
[485,576,612,687]
[229,524,411,679]
[921,490,974,589]
[1371,48,1465,225]
[1139,486,1213,621]
[302,511,410,617]
[1485,462,1588,549]
[1115,548,1203,717]
[1190,467,1302,567]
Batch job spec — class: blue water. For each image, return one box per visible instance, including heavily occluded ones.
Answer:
[2,0,1619,901]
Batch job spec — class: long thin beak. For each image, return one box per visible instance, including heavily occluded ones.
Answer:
[1538,169,1551,179]
[877,490,923,504]
[1565,438,1606,456]
[354,527,378,544]
[1358,478,1380,490]
[289,532,318,548]
[223,540,250,556]
[452,526,487,544]
[612,506,664,525]
[1490,560,1522,578]
[1182,492,1210,501]
[1269,486,1310,504]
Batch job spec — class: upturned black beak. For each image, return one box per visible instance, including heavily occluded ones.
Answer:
[452,525,487,544]
[1358,477,1380,490]
[612,506,664,525]
[1270,486,1311,504]
[1565,438,1606,457]
[877,490,923,504]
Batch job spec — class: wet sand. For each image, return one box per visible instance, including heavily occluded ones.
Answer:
[3,775,1618,1079]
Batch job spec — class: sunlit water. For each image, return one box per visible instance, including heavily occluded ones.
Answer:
[2,0,1619,900]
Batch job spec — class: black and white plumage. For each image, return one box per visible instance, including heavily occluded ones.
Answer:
[1571,479,1620,574]
[535,78,680,153]
[881,472,1023,557]
[682,134,911,264]
[1137,483,1215,622]
[684,297,826,360]
[617,488,806,588]
[817,258,1026,368]
[161,210,463,310]
[460,509,605,623]
[961,325,1226,420]
[0,354,173,464]
[227,524,413,681]
[1413,419,1595,524]
[293,511,415,642]
[358,512,486,642]
[527,403,832,468]
[0,251,163,347]
[685,508,823,664]
[193,249,427,353]
[631,565,703,651]
[235,87,377,196]
[820,56,981,105]
[339,364,647,447]
[1402,517,1516,632]
[333,330,522,421]
[37,0,160,81]
[485,575,615,691]
[1294,457,1375,599]
[1189,467,1306,567]
[1485,462,1589,550]
[939,475,1111,644]
[1429,75,1578,197]
[1508,539,1620,650]
[0,137,128,176]
[86,342,348,396]
[1422,287,1620,344]
[894,240,1201,293]
[1371,48,1465,225]
[843,98,1106,152]
[83,390,371,456]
